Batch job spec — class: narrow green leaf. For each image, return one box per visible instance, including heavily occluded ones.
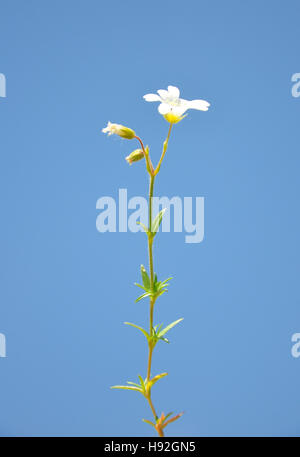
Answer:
[134,282,148,292]
[157,289,167,298]
[142,418,156,428]
[151,208,166,235]
[164,412,174,421]
[135,292,151,303]
[110,385,143,393]
[124,322,149,340]
[158,318,184,337]
[154,283,161,293]
[156,323,163,334]
[159,337,170,343]
[161,277,173,285]
[160,284,168,289]
[138,375,145,390]
[136,221,149,234]
[140,265,150,290]
[148,372,168,388]
[156,278,172,292]
[126,381,142,388]
[163,412,184,428]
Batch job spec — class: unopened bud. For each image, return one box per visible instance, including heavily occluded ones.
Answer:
[125,149,144,165]
[102,121,135,139]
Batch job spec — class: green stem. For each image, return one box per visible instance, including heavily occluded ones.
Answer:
[148,176,155,286]
[146,395,163,437]
[143,124,173,438]
[146,339,153,381]
[146,174,165,436]
[135,135,154,175]
[155,123,173,175]
[147,175,155,382]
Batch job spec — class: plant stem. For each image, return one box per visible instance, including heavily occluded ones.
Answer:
[147,175,155,364]
[141,124,173,437]
[135,135,154,175]
[146,173,165,436]
[146,338,153,381]
[148,397,163,437]
[148,175,155,286]
[155,123,173,175]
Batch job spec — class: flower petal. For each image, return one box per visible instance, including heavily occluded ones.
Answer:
[172,101,189,116]
[143,93,161,102]
[102,121,113,134]
[157,89,169,100]
[167,85,180,98]
[188,99,210,111]
[158,103,171,115]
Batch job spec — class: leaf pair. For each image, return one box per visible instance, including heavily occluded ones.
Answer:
[152,274,172,300]
[151,318,184,345]
[137,208,166,237]
[111,373,168,397]
[143,411,184,433]
[124,318,183,347]
[151,208,166,236]
[135,265,172,303]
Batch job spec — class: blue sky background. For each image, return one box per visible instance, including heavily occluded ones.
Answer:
[0,0,300,437]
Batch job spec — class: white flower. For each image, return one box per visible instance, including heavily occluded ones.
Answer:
[143,85,210,123]
[102,121,135,139]
[102,121,118,136]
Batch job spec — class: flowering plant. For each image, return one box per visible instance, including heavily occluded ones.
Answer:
[102,85,210,436]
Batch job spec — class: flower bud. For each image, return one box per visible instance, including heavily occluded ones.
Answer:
[102,121,135,139]
[125,148,144,165]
